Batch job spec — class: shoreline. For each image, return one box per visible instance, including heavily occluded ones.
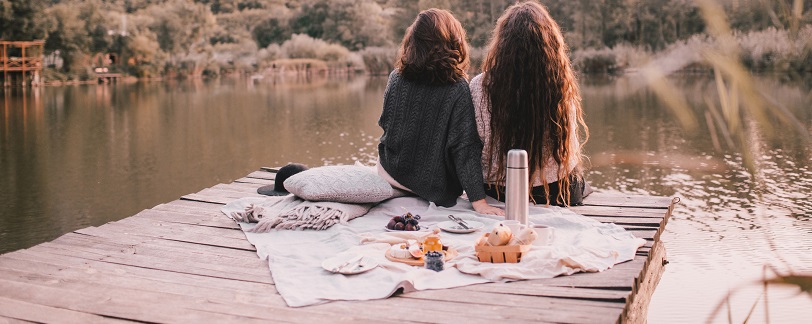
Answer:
[5,68,809,89]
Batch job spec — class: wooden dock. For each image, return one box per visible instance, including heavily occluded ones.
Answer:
[0,167,675,323]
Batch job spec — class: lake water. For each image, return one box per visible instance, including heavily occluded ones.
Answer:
[1,74,810,322]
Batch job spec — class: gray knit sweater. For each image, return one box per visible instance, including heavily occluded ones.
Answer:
[378,70,487,207]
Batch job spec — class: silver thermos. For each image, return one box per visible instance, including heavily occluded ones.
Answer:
[505,149,529,225]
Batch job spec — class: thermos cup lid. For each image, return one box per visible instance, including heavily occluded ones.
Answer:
[507,149,528,168]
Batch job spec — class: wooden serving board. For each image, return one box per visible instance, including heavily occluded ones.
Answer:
[385,248,459,266]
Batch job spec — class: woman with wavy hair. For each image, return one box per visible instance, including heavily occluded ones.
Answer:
[470,1,590,206]
[377,8,503,215]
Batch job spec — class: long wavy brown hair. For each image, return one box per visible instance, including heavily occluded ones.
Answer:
[481,1,588,205]
[395,8,469,85]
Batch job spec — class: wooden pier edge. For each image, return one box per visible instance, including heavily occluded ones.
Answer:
[0,167,675,323]
[622,199,674,323]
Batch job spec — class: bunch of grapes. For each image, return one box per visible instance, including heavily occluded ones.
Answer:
[386,212,421,231]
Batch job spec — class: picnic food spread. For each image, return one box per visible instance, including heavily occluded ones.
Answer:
[474,221,540,263]
[384,229,459,267]
[385,211,422,231]
[222,194,649,307]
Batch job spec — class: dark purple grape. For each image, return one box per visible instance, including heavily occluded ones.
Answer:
[394,223,405,231]
[387,219,397,229]
[404,223,415,231]
[407,219,419,226]
[393,216,405,223]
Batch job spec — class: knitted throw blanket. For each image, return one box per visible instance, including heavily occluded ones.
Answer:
[228,195,373,232]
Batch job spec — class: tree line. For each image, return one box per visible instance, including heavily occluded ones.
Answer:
[1,0,810,79]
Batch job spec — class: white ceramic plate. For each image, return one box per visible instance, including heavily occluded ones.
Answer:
[437,220,484,234]
[322,254,378,275]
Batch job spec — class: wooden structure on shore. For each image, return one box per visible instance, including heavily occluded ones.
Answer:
[0,167,675,323]
[1,40,45,87]
[267,58,356,77]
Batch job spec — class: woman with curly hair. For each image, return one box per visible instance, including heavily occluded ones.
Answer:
[377,8,503,215]
[470,1,590,206]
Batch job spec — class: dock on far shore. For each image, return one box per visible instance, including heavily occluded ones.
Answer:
[0,167,675,323]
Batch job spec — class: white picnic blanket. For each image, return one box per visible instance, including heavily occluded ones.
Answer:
[222,196,646,307]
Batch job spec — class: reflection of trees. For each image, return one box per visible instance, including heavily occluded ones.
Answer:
[581,74,810,196]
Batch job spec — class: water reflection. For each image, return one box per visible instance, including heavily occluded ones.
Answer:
[0,77,386,254]
[0,74,810,322]
[580,75,812,322]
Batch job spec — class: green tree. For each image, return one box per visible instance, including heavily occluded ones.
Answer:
[293,0,389,50]
[385,0,419,43]
[0,0,49,40]
[80,0,114,54]
[252,17,292,48]
[147,0,216,64]
[291,0,329,39]
[44,4,90,73]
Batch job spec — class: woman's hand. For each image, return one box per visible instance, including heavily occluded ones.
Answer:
[471,199,505,216]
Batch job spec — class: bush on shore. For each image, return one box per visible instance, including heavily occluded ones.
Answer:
[358,46,397,75]
[737,26,812,73]
[571,26,812,75]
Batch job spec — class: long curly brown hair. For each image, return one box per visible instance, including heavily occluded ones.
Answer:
[395,8,469,85]
[481,1,588,205]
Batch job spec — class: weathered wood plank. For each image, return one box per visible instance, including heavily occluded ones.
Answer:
[0,317,37,324]
[0,278,274,323]
[72,232,257,265]
[583,193,673,208]
[0,317,36,324]
[31,242,268,285]
[196,187,266,199]
[460,282,631,302]
[625,241,667,322]
[53,233,263,268]
[399,288,626,312]
[22,242,271,284]
[212,182,264,193]
[181,193,234,205]
[312,296,557,323]
[0,296,120,324]
[74,228,258,260]
[90,218,255,251]
[165,198,225,210]
[586,216,664,227]
[246,170,276,180]
[234,177,274,185]
[130,208,240,229]
[3,250,273,294]
[570,205,668,218]
[39,236,268,279]
[0,259,285,310]
[114,211,247,240]
[351,293,618,323]
[153,201,227,217]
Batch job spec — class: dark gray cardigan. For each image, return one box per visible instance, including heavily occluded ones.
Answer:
[377,71,487,207]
